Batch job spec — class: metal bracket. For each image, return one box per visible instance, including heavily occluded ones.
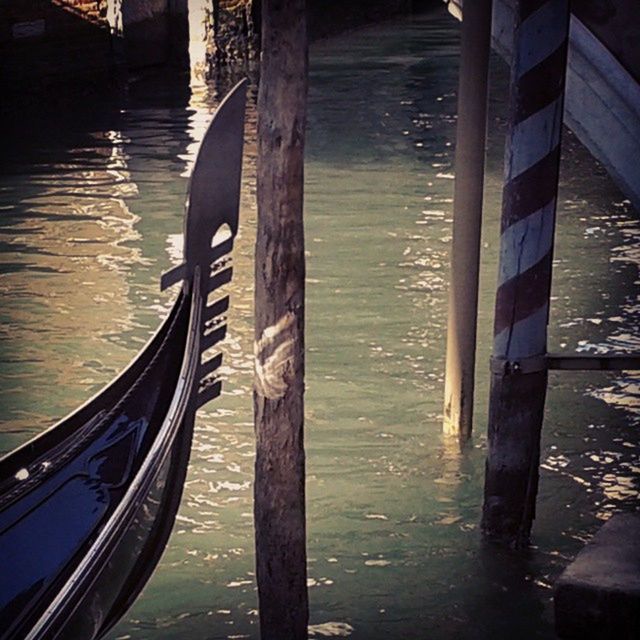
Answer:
[490,355,548,376]
[491,352,640,376]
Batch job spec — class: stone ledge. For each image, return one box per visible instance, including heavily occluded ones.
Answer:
[554,512,640,639]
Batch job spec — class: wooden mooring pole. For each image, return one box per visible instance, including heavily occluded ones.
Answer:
[481,0,571,548]
[253,0,309,638]
[443,0,493,440]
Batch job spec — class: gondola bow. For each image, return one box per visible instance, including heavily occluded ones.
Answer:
[0,80,247,640]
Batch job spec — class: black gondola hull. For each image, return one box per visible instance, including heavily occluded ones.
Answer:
[0,290,192,640]
[0,78,247,640]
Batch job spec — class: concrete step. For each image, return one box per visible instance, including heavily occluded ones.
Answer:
[554,513,640,639]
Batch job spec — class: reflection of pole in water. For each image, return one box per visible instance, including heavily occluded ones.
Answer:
[433,436,468,528]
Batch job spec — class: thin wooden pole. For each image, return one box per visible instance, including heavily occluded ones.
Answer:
[481,0,571,548]
[253,1,309,638]
[443,0,493,440]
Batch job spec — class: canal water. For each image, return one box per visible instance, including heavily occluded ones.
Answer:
[1,7,639,639]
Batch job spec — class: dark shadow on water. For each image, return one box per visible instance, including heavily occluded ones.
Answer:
[464,543,554,640]
[0,64,192,167]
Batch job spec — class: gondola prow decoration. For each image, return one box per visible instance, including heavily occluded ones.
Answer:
[162,79,247,412]
[0,80,247,640]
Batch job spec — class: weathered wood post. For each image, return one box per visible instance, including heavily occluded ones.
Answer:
[253,1,309,638]
[443,0,493,440]
[481,0,571,548]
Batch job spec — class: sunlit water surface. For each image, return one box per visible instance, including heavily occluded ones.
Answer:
[0,9,638,640]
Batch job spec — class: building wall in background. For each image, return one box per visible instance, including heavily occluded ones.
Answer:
[0,0,113,96]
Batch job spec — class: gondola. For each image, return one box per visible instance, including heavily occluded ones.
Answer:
[0,80,247,640]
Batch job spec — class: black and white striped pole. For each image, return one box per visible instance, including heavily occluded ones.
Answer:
[481,0,571,548]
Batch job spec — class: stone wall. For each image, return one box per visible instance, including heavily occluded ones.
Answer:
[0,0,439,103]
[205,0,439,77]
[122,0,187,68]
[0,0,113,96]
[0,0,191,101]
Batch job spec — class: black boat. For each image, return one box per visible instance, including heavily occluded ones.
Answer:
[0,80,247,640]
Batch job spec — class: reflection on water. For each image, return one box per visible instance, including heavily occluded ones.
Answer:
[0,7,638,640]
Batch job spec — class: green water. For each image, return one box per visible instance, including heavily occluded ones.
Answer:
[1,8,639,639]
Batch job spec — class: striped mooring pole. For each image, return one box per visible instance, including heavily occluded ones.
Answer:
[481,0,571,548]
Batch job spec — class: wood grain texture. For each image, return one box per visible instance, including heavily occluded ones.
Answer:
[253,1,309,638]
